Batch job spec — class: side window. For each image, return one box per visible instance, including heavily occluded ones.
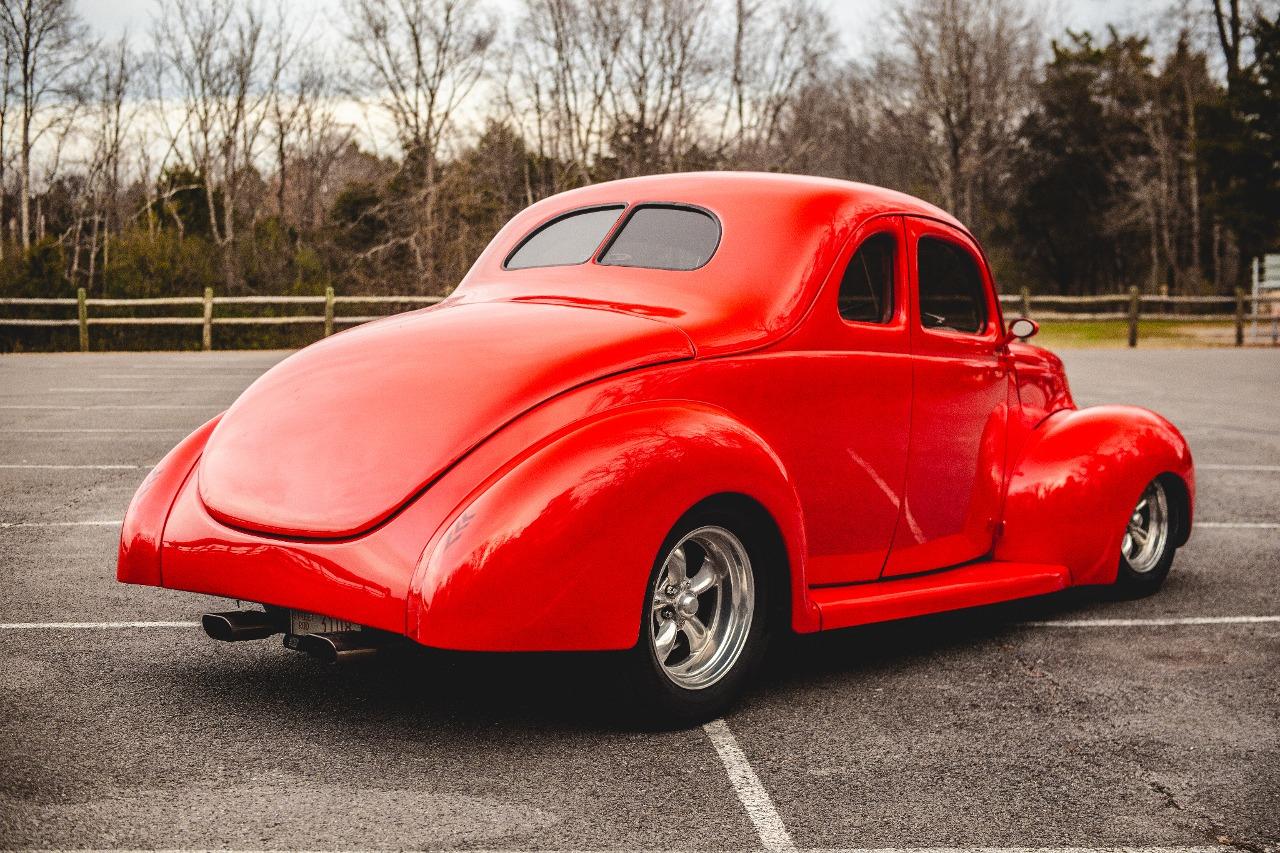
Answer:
[837,232,895,324]
[917,236,987,334]
[505,205,624,270]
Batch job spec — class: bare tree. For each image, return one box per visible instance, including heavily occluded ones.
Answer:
[876,0,1040,225]
[152,0,274,290]
[0,0,89,250]
[344,0,496,283]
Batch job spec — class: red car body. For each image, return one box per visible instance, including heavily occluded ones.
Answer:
[118,172,1194,652]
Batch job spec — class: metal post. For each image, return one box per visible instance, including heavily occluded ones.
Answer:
[1235,288,1245,347]
[202,287,214,351]
[1127,286,1140,348]
[324,286,335,337]
[76,287,88,352]
[1020,285,1031,318]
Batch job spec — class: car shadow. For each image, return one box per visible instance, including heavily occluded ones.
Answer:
[167,586,1118,735]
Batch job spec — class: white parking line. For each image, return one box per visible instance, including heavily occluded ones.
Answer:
[0,464,148,470]
[0,621,199,629]
[1022,615,1280,627]
[0,428,186,433]
[1197,463,1280,472]
[47,387,149,392]
[703,718,796,852]
[0,520,120,528]
[0,404,218,410]
[1197,521,1280,529]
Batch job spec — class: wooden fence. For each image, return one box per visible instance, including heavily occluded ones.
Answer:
[0,286,1276,350]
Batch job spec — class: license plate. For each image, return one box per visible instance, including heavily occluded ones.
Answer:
[288,610,360,636]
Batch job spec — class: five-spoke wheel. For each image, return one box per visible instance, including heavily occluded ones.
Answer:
[649,525,755,691]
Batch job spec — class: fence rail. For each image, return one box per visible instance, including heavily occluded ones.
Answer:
[1,286,1277,350]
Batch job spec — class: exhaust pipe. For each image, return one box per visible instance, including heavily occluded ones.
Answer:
[284,630,385,663]
[202,609,285,642]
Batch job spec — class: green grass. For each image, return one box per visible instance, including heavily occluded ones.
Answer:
[1033,319,1238,348]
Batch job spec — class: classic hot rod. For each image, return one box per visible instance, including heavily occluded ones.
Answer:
[118,172,1193,722]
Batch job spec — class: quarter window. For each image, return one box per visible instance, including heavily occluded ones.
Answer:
[598,205,720,271]
[917,237,987,334]
[505,205,624,270]
[837,233,895,323]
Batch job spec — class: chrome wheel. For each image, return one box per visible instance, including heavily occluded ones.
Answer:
[649,525,755,691]
[1122,479,1170,574]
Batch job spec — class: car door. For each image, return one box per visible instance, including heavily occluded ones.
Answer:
[882,217,1010,577]
[782,215,913,586]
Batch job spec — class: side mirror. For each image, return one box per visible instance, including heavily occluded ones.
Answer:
[1000,317,1038,346]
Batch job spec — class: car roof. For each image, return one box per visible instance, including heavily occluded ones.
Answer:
[452,171,968,356]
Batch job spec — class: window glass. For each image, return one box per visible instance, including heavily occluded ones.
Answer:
[598,205,720,271]
[917,236,988,333]
[505,206,623,269]
[837,232,895,323]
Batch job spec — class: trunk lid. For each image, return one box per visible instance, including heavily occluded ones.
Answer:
[197,301,692,538]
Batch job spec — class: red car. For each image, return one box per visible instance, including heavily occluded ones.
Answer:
[119,172,1193,723]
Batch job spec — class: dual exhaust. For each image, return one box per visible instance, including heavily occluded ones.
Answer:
[202,609,388,662]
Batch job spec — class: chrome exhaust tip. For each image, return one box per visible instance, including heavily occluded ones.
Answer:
[283,630,384,663]
[202,610,285,642]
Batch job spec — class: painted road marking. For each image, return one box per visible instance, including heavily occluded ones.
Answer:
[0,520,120,528]
[1197,464,1280,472]
[703,718,796,852]
[0,428,187,433]
[0,404,219,410]
[0,621,200,629]
[1197,521,1280,529]
[0,464,148,470]
[1022,615,1280,627]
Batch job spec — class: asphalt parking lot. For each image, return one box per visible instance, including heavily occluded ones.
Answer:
[0,348,1277,851]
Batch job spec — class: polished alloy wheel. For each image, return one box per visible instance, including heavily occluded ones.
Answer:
[1121,479,1170,574]
[649,525,754,690]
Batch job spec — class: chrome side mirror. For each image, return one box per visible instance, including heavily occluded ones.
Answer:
[1000,317,1039,346]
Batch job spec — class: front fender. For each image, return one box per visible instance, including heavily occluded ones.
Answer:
[406,402,810,651]
[117,414,223,586]
[995,405,1194,585]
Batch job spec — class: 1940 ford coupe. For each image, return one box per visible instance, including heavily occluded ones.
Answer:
[118,172,1193,723]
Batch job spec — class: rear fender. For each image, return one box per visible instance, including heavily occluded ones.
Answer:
[117,414,223,586]
[407,403,810,651]
[994,405,1194,585]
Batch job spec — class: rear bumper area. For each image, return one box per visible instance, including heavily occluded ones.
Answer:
[158,463,453,636]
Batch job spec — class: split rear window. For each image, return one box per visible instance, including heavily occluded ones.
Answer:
[504,203,720,271]
[505,206,624,270]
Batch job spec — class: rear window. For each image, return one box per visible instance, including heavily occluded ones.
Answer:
[505,205,624,270]
[598,205,721,271]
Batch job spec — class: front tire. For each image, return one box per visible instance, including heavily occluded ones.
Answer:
[1113,477,1178,597]
[623,505,770,727]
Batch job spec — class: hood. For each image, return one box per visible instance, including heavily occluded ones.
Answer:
[197,301,693,539]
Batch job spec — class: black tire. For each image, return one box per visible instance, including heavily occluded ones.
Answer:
[1112,476,1181,598]
[621,503,772,728]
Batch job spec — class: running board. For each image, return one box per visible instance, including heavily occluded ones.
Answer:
[810,560,1070,631]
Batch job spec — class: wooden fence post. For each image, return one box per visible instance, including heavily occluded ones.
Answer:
[76,287,88,352]
[324,286,335,337]
[1020,286,1031,318]
[1235,288,1245,347]
[202,288,213,351]
[1127,286,1140,348]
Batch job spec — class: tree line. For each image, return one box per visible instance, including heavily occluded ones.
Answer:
[0,0,1277,347]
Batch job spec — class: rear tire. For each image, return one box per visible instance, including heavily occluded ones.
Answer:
[1113,476,1179,597]
[622,504,770,728]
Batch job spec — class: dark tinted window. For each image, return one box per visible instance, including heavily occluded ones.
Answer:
[838,233,895,323]
[598,205,720,270]
[917,237,987,333]
[505,206,623,269]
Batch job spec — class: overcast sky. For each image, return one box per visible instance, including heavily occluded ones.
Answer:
[81,0,1181,54]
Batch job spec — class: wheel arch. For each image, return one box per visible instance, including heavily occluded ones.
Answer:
[995,404,1194,586]
[406,401,813,652]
